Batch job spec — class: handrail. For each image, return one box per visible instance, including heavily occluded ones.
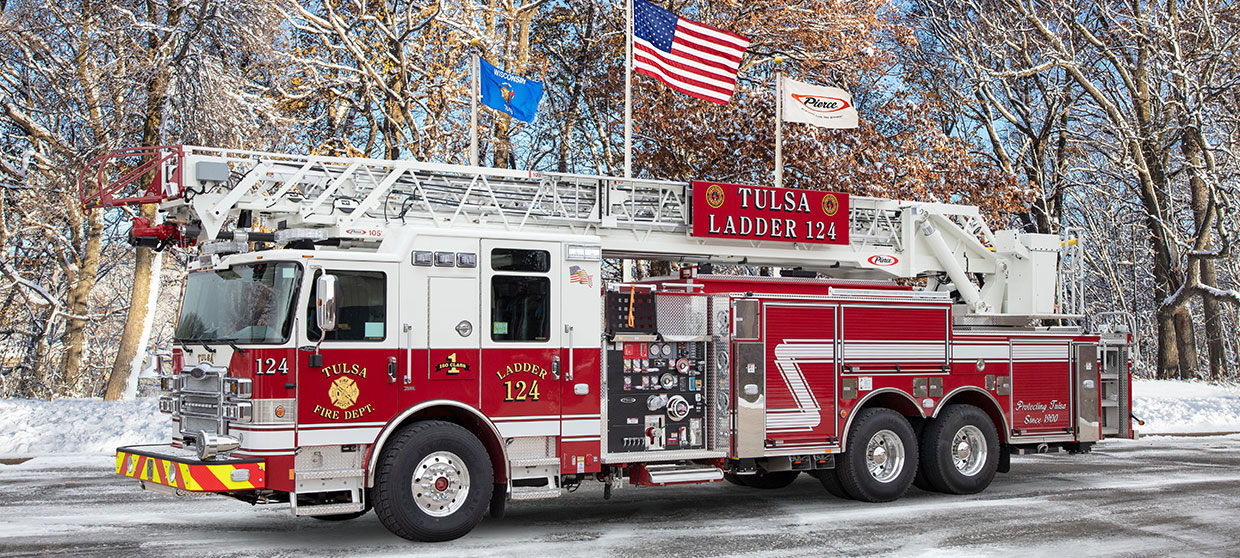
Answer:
[79,145,184,209]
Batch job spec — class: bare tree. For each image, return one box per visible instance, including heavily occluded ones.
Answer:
[911,0,1240,379]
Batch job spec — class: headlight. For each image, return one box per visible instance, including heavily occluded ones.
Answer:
[158,396,179,414]
[159,374,182,392]
[222,401,252,423]
[223,377,252,398]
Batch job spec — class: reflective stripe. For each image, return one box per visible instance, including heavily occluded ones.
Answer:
[115,450,265,492]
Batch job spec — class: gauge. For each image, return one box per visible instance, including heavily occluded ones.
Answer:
[667,395,690,421]
[676,358,691,373]
[660,373,677,389]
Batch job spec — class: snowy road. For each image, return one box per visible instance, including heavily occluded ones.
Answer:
[1,436,1238,557]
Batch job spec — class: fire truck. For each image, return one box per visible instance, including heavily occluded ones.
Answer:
[82,146,1134,542]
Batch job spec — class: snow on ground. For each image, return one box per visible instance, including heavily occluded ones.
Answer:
[0,379,1236,456]
[1132,379,1240,434]
[0,397,168,457]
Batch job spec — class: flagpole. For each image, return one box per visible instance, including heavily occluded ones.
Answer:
[624,0,633,179]
[470,50,480,167]
[775,72,783,189]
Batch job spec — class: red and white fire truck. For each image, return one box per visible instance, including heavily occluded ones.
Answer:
[82,146,1134,542]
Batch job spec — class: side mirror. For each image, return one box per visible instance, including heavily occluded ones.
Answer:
[315,274,339,332]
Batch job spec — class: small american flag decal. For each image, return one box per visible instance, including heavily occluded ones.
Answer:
[569,265,594,287]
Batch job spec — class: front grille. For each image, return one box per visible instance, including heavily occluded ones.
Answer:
[163,363,243,449]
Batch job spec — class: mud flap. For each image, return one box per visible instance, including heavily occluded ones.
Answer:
[997,444,1011,473]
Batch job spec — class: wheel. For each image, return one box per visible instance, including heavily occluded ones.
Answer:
[739,470,799,489]
[835,408,918,502]
[910,418,935,491]
[489,483,506,519]
[723,472,748,486]
[919,404,1000,495]
[373,421,494,542]
[814,467,849,499]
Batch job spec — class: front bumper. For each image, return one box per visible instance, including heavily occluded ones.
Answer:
[116,444,266,492]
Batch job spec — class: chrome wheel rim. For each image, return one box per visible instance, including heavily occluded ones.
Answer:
[865,429,905,483]
[952,425,987,477]
[411,451,470,517]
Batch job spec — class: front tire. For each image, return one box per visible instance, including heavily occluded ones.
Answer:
[374,421,494,542]
[919,405,999,494]
[835,408,918,502]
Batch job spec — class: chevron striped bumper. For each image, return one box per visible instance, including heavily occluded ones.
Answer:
[116,445,266,492]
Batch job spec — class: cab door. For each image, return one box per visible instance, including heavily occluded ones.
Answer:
[297,263,400,447]
[480,240,562,444]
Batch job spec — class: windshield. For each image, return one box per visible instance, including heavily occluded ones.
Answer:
[175,262,303,344]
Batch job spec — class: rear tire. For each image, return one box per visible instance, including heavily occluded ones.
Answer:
[919,405,999,495]
[836,408,918,502]
[373,421,494,542]
[723,473,748,486]
[814,467,850,499]
[739,470,799,489]
[910,418,935,492]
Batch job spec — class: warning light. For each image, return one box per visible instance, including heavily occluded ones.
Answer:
[274,406,286,418]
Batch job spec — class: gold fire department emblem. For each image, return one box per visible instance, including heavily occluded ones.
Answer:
[328,376,359,409]
[705,184,726,209]
[822,193,840,217]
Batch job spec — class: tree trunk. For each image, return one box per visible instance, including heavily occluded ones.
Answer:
[1173,306,1197,379]
[1156,307,1179,379]
[1200,263,1226,379]
[59,209,104,395]
[105,213,158,401]
[1182,121,1226,380]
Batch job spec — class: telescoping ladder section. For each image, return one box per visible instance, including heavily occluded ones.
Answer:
[80,145,1084,317]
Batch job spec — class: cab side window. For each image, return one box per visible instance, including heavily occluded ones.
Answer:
[490,248,551,342]
[307,270,387,341]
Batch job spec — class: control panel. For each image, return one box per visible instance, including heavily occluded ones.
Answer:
[606,341,708,453]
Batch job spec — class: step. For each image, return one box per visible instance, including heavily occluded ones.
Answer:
[643,464,724,484]
[293,502,365,516]
[509,485,563,501]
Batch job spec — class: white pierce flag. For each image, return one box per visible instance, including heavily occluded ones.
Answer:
[782,77,858,129]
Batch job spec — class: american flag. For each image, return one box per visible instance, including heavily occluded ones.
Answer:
[632,0,750,105]
[569,265,594,288]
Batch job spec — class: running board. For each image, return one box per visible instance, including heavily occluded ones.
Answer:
[635,464,724,486]
[509,486,564,501]
[293,502,365,516]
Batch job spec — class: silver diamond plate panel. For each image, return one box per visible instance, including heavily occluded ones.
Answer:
[708,295,732,452]
[295,445,367,471]
[507,436,555,460]
[656,294,707,340]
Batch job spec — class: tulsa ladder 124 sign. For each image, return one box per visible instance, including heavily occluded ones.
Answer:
[691,181,849,245]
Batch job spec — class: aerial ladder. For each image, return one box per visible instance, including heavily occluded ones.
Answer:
[80,145,1085,321]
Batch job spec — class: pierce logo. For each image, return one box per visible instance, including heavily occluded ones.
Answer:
[792,94,851,114]
[867,254,898,266]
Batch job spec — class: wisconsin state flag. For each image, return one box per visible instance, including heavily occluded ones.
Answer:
[479,58,544,123]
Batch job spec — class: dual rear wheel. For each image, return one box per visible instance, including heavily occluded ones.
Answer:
[818,404,999,501]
